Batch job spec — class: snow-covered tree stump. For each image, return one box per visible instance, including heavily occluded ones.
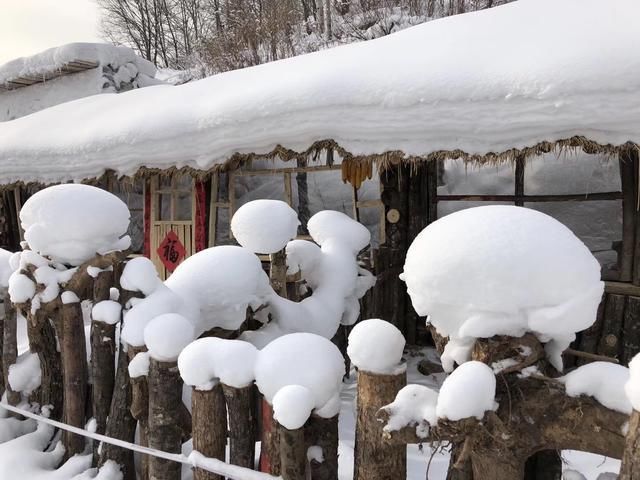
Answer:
[192,385,227,480]
[222,383,256,470]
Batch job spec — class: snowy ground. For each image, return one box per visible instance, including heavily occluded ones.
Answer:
[0,346,620,479]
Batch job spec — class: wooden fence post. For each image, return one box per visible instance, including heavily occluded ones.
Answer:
[306,414,339,480]
[90,270,116,463]
[279,422,306,480]
[61,298,89,458]
[148,358,183,480]
[222,383,256,469]
[270,249,287,298]
[2,290,20,406]
[354,368,407,480]
[192,384,227,480]
[129,346,150,479]
[621,410,640,479]
[260,399,281,475]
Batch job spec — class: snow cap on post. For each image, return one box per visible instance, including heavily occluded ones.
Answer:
[401,205,604,372]
[347,319,406,374]
[144,313,195,362]
[19,184,131,266]
[0,248,12,288]
[272,385,315,430]
[178,337,258,390]
[231,199,300,254]
[436,361,496,421]
[120,256,162,296]
[255,333,345,420]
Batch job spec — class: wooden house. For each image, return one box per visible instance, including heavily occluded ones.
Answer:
[1,0,639,364]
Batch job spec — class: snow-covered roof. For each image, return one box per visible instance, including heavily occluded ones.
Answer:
[0,0,638,186]
[0,43,156,90]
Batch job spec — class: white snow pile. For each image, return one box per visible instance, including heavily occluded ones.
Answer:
[626,353,640,412]
[8,352,41,395]
[242,209,375,347]
[143,313,195,362]
[255,333,345,427]
[0,42,156,86]
[0,248,13,288]
[19,184,131,266]
[382,361,496,435]
[178,337,258,390]
[231,200,300,254]
[8,250,77,312]
[91,300,122,325]
[562,362,631,415]
[401,205,604,372]
[347,319,405,374]
[120,247,271,348]
[2,0,639,185]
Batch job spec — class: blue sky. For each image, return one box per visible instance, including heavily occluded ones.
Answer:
[0,0,101,65]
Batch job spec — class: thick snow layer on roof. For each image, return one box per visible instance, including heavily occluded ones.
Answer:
[0,42,156,85]
[0,0,639,185]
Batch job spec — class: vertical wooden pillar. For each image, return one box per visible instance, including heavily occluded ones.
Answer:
[260,400,281,475]
[61,300,89,457]
[129,346,150,480]
[148,358,183,480]
[192,384,227,480]
[90,270,116,463]
[222,383,256,469]
[619,150,636,283]
[306,414,339,480]
[2,291,20,406]
[270,249,288,298]
[621,410,640,480]
[354,369,407,480]
[279,423,306,480]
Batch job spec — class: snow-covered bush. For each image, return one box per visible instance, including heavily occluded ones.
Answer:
[401,205,604,372]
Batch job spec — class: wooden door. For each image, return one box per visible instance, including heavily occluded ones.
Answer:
[149,175,196,279]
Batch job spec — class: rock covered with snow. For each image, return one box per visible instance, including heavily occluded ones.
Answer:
[563,362,631,414]
[401,205,604,372]
[626,353,640,412]
[231,200,300,254]
[347,319,405,374]
[178,337,258,390]
[435,361,496,421]
[255,333,344,421]
[20,184,131,266]
[144,313,195,362]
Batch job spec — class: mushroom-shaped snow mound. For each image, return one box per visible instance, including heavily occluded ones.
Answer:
[401,205,604,371]
[347,319,405,374]
[231,200,300,254]
[20,184,131,265]
[308,210,370,253]
[255,333,345,418]
[165,245,272,331]
[144,313,195,362]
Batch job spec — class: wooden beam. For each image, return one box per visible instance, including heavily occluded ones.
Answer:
[437,192,623,202]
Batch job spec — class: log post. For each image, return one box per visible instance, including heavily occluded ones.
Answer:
[129,346,150,480]
[222,383,256,469]
[305,414,339,480]
[148,358,183,480]
[99,287,140,480]
[354,368,407,480]
[259,399,281,475]
[192,384,227,480]
[270,249,287,298]
[90,270,116,463]
[621,410,640,479]
[2,290,20,406]
[279,422,306,480]
[61,299,89,457]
